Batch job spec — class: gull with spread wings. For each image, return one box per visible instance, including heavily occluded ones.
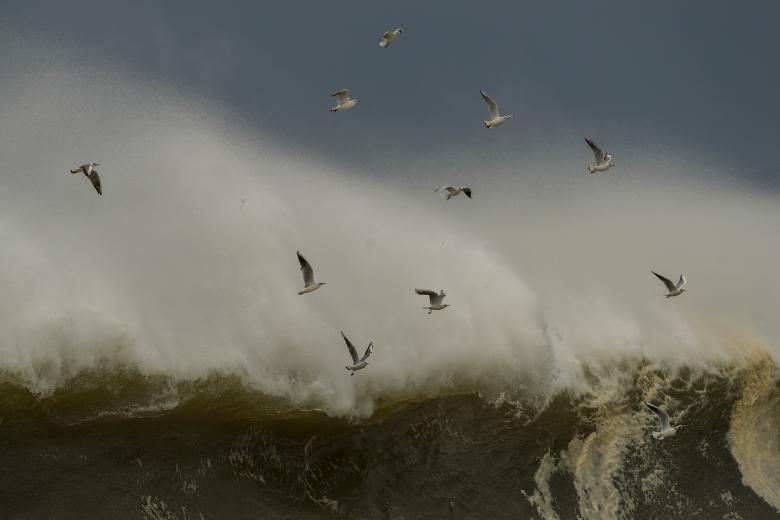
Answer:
[330,89,359,112]
[652,271,687,298]
[415,288,450,314]
[585,138,615,173]
[480,90,512,128]
[342,331,373,376]
[70,162,102,195]
[297,251,326,295]
[645,402,683,439]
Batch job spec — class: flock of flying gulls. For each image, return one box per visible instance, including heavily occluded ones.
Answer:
[68,26,684,436]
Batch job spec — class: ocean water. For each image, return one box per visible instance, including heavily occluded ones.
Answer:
[1,55,779,519]
[1,357,779,519]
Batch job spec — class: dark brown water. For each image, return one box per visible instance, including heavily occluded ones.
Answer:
[1,360,779,520]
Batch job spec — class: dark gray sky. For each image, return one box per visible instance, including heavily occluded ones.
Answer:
[4,0,779,184]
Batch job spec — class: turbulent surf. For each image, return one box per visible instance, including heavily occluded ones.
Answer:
[1,355,779,519]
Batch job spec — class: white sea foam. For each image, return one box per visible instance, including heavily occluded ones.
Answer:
[727,352,780,513]
[0,45,778,423]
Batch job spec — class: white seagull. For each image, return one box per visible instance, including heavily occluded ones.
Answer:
[652,271,687,298]
[585,138,615,173]
[645,402,683,439]
[434,186,472,200]
[330,89,359,112]
[480,90,512,128]
[297,251,326,295]
[415,288,450,314]
[342,331,373,376]
[379,28,404,48]
[70,162,102,195]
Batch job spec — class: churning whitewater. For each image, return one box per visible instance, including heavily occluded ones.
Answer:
[0,58,779,519]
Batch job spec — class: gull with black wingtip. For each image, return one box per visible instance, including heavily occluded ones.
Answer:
[341,331,373,376]
[70,162,102,195]
[652,271,687,298]
[297,251,326,295]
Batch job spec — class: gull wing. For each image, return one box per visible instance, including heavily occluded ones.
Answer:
[297,251,315,286]
[341,331,360,365]
[415,288,438,304]
[480,90,499,120]
[461,188,472,199]
[87,170,102,195]
[645,402,670,430]
[652,271,677,293]
[415,288,446,305]
[675,274,687,290]
[434,186,457,197]
[382,30,393,38]
[331,89,349,105]
[360,342,373,362]
[585,138,605,164]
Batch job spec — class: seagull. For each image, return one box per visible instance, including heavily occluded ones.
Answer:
[297,251,326,295]
[70,162,102,195]
[652,271,687,298]
[645,402,683,439]
[330,89,359,112]
[342,331,373,376]
[480,90,512,128]
[379,28,404,48]
[585,138,615,173]
[415,288,450,314]
[434,186,472,200]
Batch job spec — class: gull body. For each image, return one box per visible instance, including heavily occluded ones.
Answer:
[646,402,683,439]
[585,138,615,173]
[70,162,102,195]
[342,331,373,375]
[379,28,403,48]
[331,89,359,112]
[297,251,326,295]
[652,271,687,298]
[480,90,512,128]
[415,288,449,314]
[434,186,472,200]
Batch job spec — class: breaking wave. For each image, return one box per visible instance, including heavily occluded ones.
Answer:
[0,47,779,518]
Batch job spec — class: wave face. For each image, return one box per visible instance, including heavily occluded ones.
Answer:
[1,48,780,518]
[1,358,779,519]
